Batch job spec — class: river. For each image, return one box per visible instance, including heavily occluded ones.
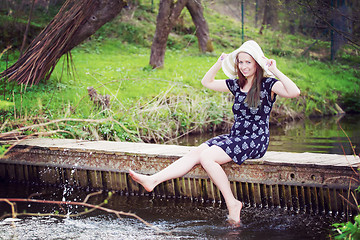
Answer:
[0,182,338,240]
[173,114,360,155]
[1,115,358,239]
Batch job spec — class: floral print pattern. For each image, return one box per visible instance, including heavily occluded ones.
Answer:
[205,78,278,165]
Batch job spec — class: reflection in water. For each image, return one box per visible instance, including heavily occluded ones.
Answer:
[0,182,336,239]
[269,114,360,154]
[172,114,360,155]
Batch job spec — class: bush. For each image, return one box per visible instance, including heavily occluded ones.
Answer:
[333,212,360,239]
[0,99,14,111]
[339,92,360,113]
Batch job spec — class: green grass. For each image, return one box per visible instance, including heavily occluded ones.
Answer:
[0,1,359,142]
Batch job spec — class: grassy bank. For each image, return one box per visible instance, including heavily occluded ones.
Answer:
[0,1,359,143]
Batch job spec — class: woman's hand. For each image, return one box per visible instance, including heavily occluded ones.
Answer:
[218,53,228,63]
[262,56,300,98]
[263,57,278,74]
[201,53,230,92]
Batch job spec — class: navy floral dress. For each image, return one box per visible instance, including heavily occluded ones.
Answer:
[205,77,278,165]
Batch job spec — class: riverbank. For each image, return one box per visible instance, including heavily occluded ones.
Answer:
[0,1,359,143]
[1,42,358,143]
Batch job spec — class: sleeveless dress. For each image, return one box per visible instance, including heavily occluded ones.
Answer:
[205,77,278,165]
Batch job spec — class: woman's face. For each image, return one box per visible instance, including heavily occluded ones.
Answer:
[237,52,257,80]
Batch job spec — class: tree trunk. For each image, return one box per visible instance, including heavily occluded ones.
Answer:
[259,0,269,34]
[66,0,127,51]
[254,0,259,28]
[186,0,212,52]
[259,0,278,34]
[331,0,350,60]
[285,0,296,34]
[149,0,188,68]
[1,0,127,86]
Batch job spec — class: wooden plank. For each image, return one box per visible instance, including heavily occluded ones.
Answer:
[76,169,87,187]
[0,164,5,180]
[4,138,355,168]
[112,172,121,191]
[6,164,16,180]
[272,185,280,207]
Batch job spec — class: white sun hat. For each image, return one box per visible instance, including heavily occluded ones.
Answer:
[221,40,273,79]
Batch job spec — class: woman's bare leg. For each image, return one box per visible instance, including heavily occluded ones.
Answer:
[129,143,209,192]
[199,146,243,225]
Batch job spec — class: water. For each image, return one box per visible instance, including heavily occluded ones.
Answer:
[0,182,339,240]
[172,114,360,155]
[1,115,358,239]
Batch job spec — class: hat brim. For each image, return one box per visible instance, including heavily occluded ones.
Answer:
[221,49,241,79]
[221,41,274,79]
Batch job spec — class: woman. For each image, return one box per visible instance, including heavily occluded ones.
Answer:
[129,40,300,226]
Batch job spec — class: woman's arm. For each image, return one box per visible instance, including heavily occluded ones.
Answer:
[201,53,230,92]
[265,58,300,98]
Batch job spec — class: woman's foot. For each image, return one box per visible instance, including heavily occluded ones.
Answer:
[227,217,243,228]
[129,169,156,192]
[226,200,243,227]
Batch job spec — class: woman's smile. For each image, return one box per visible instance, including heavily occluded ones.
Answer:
[237,52,256,79]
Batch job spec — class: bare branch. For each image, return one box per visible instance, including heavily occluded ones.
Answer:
[0,117,136,140]
[303,0,360,48]
[0,192,170,234]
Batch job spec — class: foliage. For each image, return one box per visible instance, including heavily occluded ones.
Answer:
[0,99,13,111]
[0,144,10,158]
[0,99,14,127]
[0,15,42,50]
[339,92,360,114]
[332,184,360,240]
[333,213,360,239]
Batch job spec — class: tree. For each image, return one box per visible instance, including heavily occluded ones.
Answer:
[259,0,278,34]
[149,0,212,68]
[149,0,188,69]
[300,0,359,60]
[1,0,127,86]
[186,0,213,53]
